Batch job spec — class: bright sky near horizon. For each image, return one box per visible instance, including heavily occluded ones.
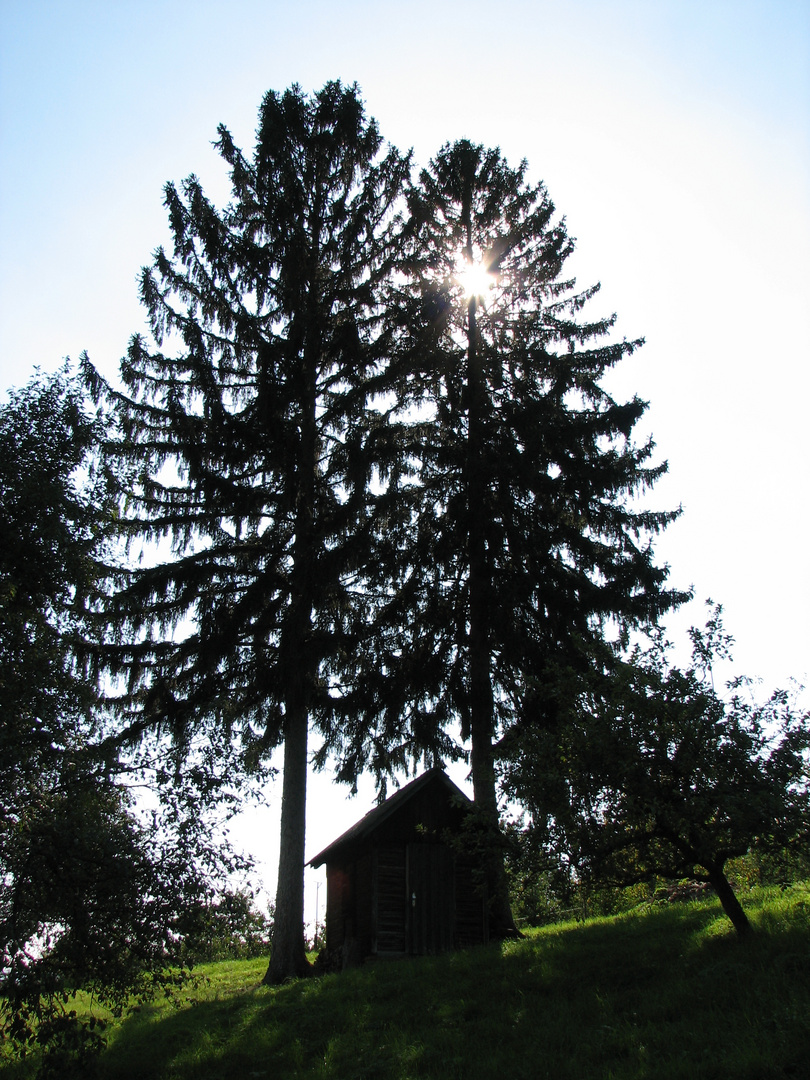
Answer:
[2,0,809,925]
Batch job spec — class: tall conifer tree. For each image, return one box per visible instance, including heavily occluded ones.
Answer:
[364,141,686,933]
[86,83,409,981]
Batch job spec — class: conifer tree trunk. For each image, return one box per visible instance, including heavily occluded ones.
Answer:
[266,526,316,981]
[393,140,682,940]
[464,211,518,938]
[266,301,319,983]
[266,703,311,981]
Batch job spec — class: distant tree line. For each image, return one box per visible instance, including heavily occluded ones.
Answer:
[2,80,808,1074]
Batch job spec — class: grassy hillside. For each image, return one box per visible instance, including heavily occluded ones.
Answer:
[5,884,809,1079]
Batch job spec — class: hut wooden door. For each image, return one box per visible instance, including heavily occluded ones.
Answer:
[407,843,455,954]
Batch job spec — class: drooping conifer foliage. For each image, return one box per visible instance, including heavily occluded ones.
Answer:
[84,89,686,970]
[354,141,687,933]
[84,83,410,982]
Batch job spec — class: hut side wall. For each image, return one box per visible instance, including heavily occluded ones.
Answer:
[325,854,374,956]
[325,864,351,952]
[355,851,374,957]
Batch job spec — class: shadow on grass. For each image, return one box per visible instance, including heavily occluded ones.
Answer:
[98,889,810,1080]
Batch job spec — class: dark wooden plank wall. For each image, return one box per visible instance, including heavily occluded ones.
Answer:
[325,865,350,951]
[374,845,407,954]
[356,851,374,957]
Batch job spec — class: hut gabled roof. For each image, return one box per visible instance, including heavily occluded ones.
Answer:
[308,768,472,868]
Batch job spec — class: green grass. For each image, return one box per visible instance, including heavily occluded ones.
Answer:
[5,884,810,1079]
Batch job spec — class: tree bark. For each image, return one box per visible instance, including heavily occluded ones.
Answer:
[265,521,315,983]
[264,265,320,984]
[706,864,753,940]
[264,702,312,982]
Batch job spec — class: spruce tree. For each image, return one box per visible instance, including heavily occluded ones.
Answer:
[85,83,409,982]
[368,141,686,934]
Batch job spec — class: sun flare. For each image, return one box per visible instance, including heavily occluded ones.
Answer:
[454,250,496,299]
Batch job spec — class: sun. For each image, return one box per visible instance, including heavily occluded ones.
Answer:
[453,248,497,299]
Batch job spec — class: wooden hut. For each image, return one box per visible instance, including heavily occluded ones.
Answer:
[309,769,489,961]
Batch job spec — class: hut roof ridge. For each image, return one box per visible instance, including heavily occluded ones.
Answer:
[308,768,471,868]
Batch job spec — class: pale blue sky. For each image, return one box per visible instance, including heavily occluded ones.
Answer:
[2,0,809,913]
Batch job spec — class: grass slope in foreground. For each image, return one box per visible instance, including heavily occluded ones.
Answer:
[7,885,810,1079]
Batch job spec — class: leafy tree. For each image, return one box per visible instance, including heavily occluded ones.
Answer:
[84,82,410,982]
[504,606,810,938]
[0,369,240,1075]
[177,888,273,963]
[2,768,208,1076]
[357,141,685,933]
[0,366,106,785]
[1,368,109,968]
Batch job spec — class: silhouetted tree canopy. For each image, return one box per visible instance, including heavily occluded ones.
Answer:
[0,370,250,1075]
[341,140,686,934]
[84,81,411,982]
[82,85,691,966]
[504,605,810,938]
